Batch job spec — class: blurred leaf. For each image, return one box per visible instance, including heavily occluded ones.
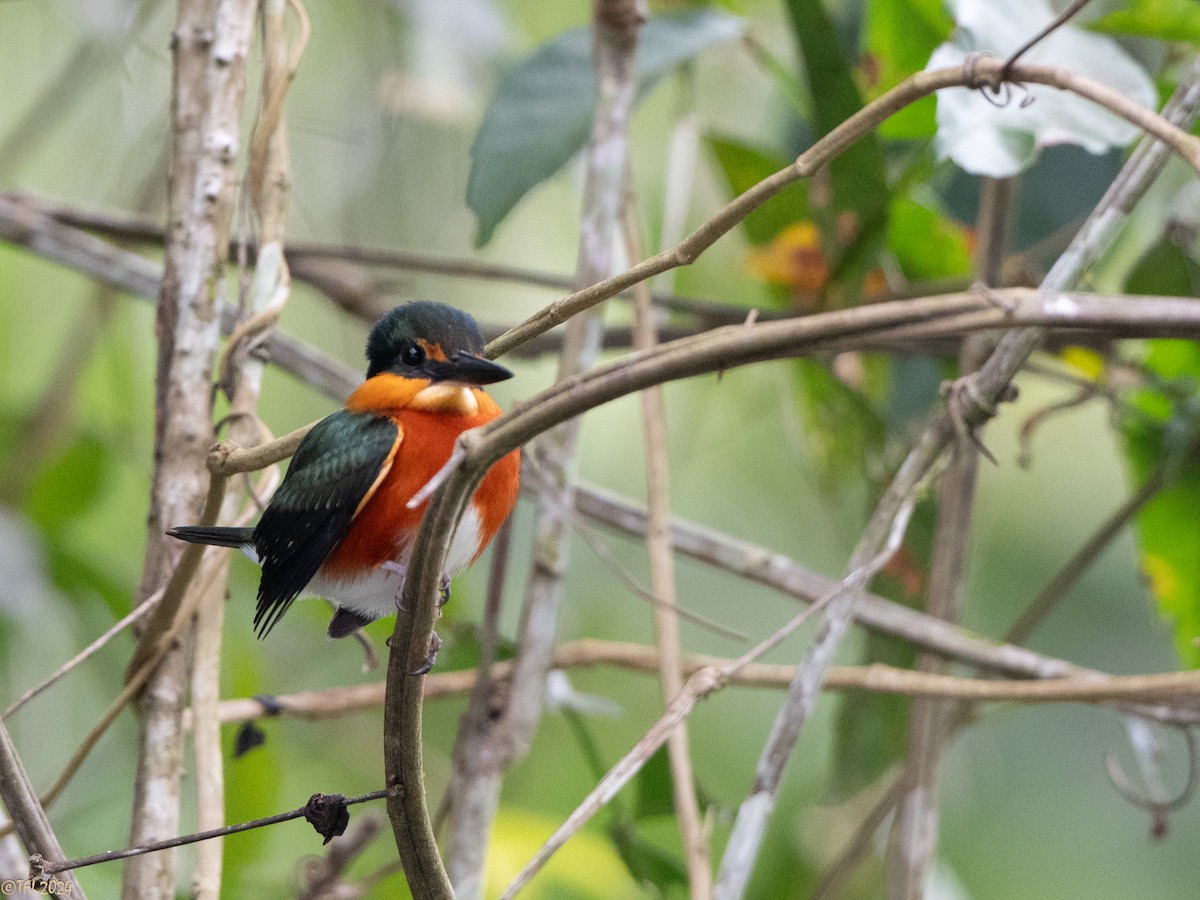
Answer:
[1120,341,1200,668]
[745,222,828,291]
[880,355,946,432]
[929,0,1155,177]
[1125,238,1200,297]
[488,808,643,899]
[610,825,688,893]
[887,196,973,280]
[633,745,675,820]
[469,9,744,246]
[1059,346,1107,382]
[785,0,889,283]
[43,542,128,617]
[1089,0,1200,43]
[865,0,953,140]
[25,433,110,532]
[793,358,886,488]
[705,134,809,246]
[1124,452,1200,669]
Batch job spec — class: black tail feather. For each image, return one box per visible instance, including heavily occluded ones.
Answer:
[167,525,255,549]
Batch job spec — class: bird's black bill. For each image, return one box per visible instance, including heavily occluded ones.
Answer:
[442,352,513,385]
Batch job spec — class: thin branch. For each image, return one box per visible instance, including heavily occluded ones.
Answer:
[297,813,384,900]
[187,636,1200,734]
[7,191,759,328]
[124,3,259,896]
[41,790,395,877]
[713,52,1200,898]
[888,173,1015,900]
[501,514,915,900]
[627,188,711,896]
[1000,0,1097,79]
[1007,460,1173,645]
[0,196,362,400]
[1,589,159,720]
[441,4,644,898]
[0,720,86,898]
[485,58,1200,359]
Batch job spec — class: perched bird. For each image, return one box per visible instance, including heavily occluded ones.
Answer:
[169,301,520,640]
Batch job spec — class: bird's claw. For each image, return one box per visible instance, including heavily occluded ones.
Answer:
[408,631,443,676]
[438,572,451,607]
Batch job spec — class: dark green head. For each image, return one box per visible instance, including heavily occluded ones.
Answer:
[365,301,512,384]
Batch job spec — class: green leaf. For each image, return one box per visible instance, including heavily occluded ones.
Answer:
[785,0,889,255]
[468,9,744,246]
[793,358,886,489]
[610,825,688,892]
[887,196,973,281]
[1125,239,1200,297]
[26,434,111,532]
[633,745,676,820]
[1120,340,1200,668]
[705,134,809,246]
[1090,0,1200,43]
[1123,436,1200,669]
[865,0,953,140]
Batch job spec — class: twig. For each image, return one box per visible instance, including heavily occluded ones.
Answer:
[0,720,85,898]
[713,51,1200,898]
[123,4,259,896]
[500,515,914,899]
[441,4,644,898]
[999,0,1097,81]
[485,57,1200,359]
[714,488,920,900]
[887,173,1015,900]
[1007,460,1173,645]
[189,638,1200,729]
[297,813,384,900]
[626,186,712,896]
[814,778,906,900]
[41,790,395,877]
[1,589,160,721]
[0,196,362,401]
[8,191,761,329]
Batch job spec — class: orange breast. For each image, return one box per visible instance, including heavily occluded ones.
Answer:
[319,388,520,580]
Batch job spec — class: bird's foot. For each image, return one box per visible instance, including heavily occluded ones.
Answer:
[438,572,451,607]
[382,561,408,611]
[327,607,374,639]
[408,631,443,676]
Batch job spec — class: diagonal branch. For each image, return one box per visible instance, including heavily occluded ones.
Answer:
[484,57,1200,359]
[717,52,1200,899]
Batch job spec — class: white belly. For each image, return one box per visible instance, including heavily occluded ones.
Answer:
[301,505,485,621]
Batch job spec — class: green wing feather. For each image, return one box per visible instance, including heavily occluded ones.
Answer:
[252,410,400,637]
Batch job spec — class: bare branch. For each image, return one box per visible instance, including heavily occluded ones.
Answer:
[714,52,1200,898]
[123,3,259,896]
[485,58,1200,359]
[41,790,395,878]
[441,4,645,898]
[627,191,711,897]
[0,721,85,897]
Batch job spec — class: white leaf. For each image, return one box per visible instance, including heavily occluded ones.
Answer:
[928,0,1156,177]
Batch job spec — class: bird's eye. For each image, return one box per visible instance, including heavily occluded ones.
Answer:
[400,343,425,367]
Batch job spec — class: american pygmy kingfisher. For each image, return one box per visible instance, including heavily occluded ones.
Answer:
[169,301,521,639]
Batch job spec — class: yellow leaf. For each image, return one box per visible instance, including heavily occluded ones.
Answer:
[1059,346,1106,381]
[745,221,829,291]
[1141,552,1179,604]
[485,808,642,899]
